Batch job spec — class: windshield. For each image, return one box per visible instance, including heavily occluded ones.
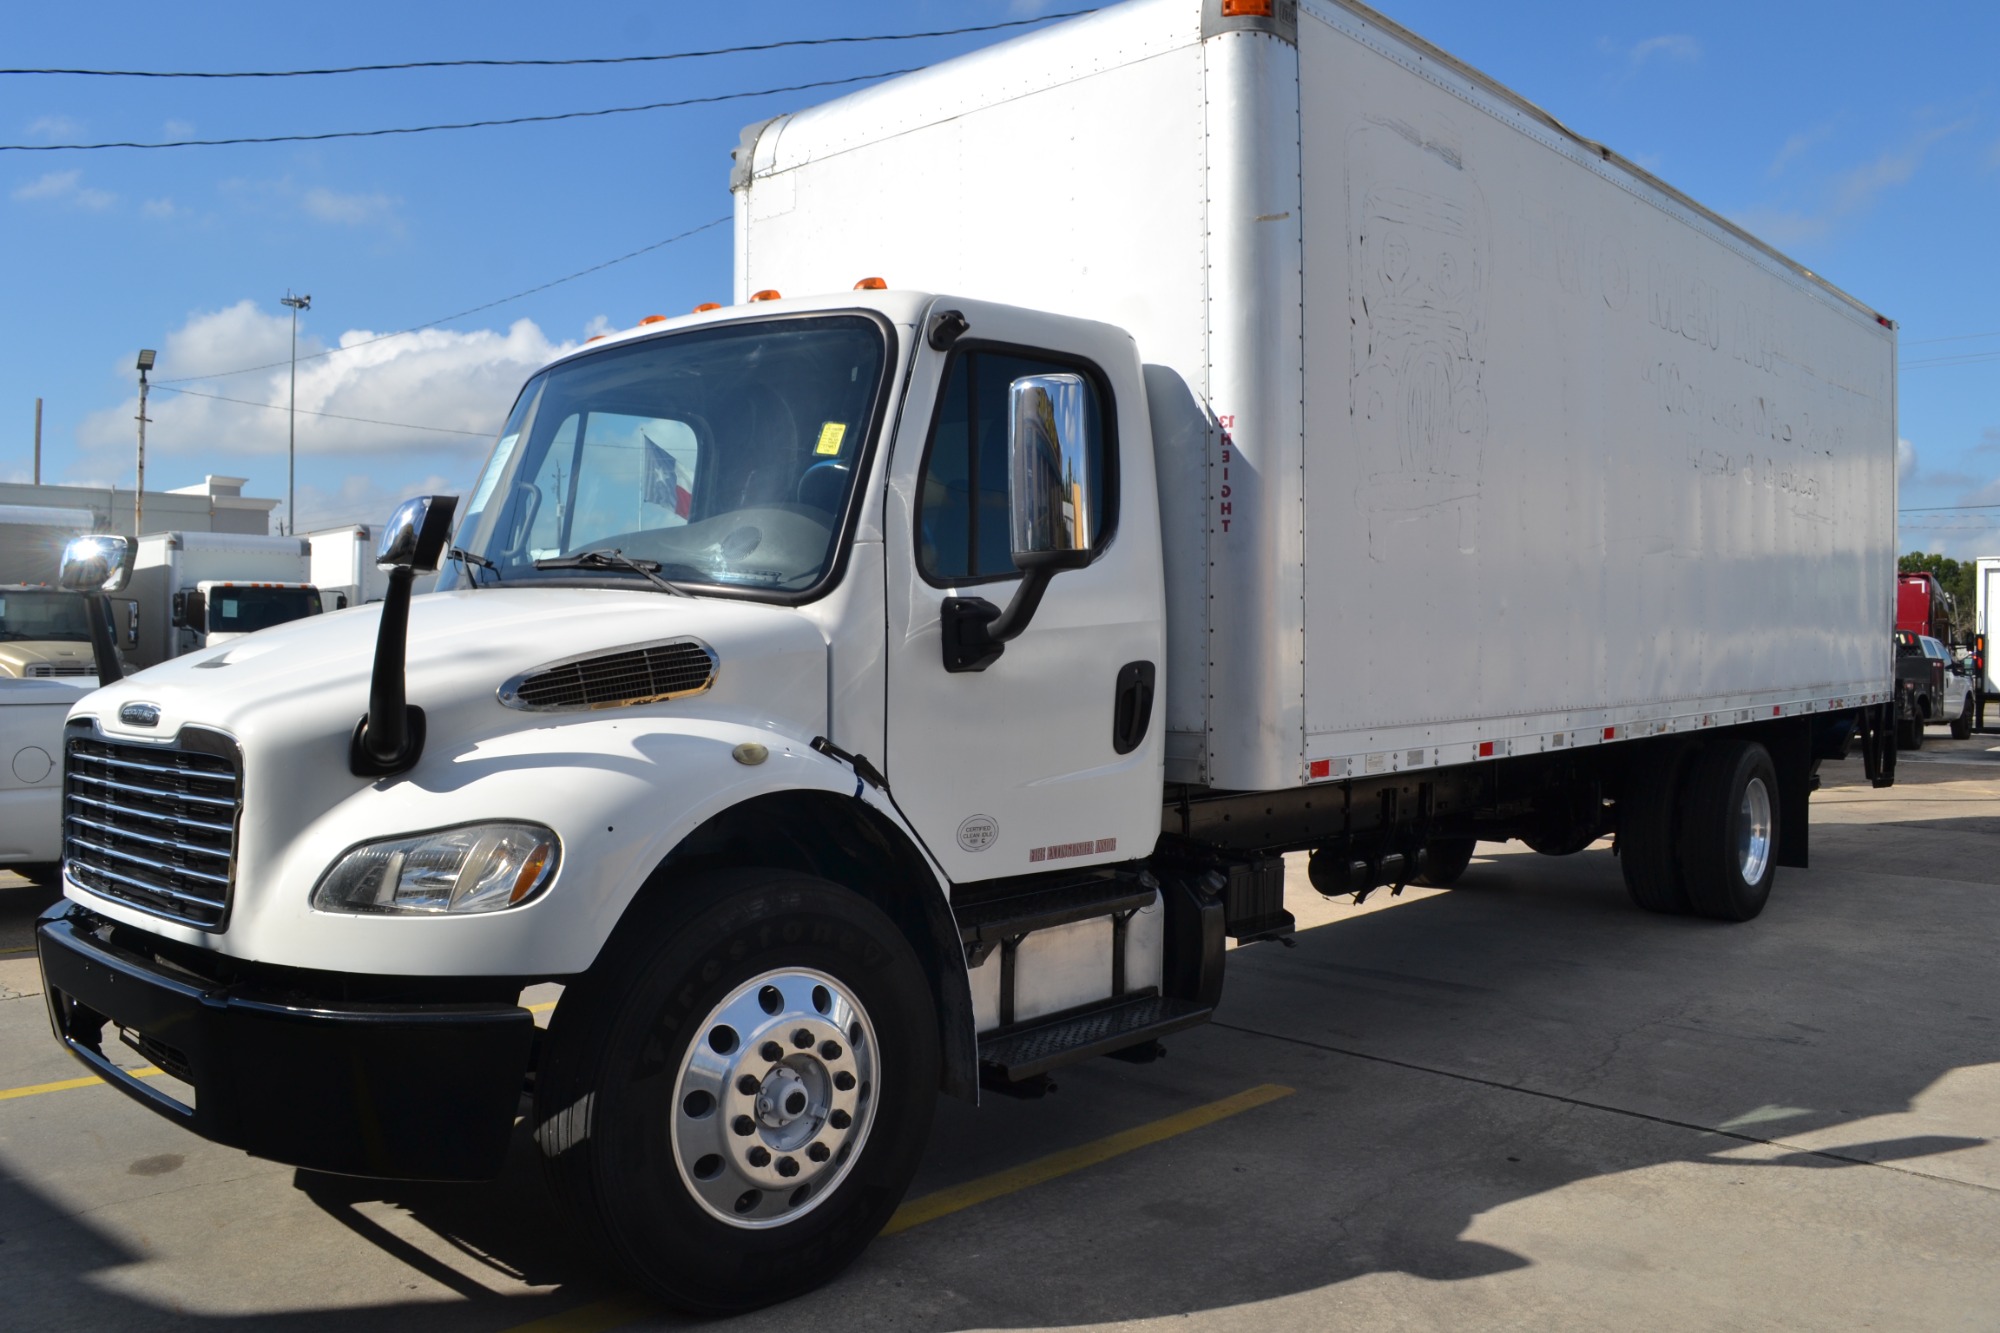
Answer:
[447,315,887,596]
[207,586,322,634]
[0,589,93,642]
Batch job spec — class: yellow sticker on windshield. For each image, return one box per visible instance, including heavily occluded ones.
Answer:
[815,422,847,456]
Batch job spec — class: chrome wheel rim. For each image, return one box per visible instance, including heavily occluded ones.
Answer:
[670,968,878,1229]
[1738,776,1773,884]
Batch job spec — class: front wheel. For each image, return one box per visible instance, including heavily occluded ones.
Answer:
[533,870,939,1313]
[1951,694,1974,741]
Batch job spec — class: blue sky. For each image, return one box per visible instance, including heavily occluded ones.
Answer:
[3,1,1995,552]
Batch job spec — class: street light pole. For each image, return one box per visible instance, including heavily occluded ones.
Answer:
[281,291,312,535]
[135,349,156,537]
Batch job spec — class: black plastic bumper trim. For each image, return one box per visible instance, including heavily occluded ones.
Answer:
[36,904,535,1181]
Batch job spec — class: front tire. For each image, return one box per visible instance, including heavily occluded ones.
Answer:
[1951,694,1974,741]
[533,869,939,1313]
[1677,741,1779,922]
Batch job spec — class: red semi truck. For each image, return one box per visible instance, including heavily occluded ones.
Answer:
[1897,570,1956,644]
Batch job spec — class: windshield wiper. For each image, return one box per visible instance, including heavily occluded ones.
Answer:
[447,546,502,585]
[533,548,692,597]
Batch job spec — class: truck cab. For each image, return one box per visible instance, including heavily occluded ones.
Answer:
[172,580,323,651]
[0,584,113,680]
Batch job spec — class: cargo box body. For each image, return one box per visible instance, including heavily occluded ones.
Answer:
[734,0,1897,793]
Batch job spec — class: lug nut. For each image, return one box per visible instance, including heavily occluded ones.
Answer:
[834,1071,856,1091]
[792,1028,814,1049]
[829,1109,851,1130]
[732,1115,755,1137]
[807,1142,830,1163]
[737,1075,760,1096]
[747,1146,771,1168]
[820,1040,842,1061]
[760,1041,784,1063]
[777,1157,800,1178]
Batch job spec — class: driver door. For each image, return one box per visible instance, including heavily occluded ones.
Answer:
[882,298,1165,885]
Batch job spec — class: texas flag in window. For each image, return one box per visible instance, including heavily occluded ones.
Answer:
[642,434,692,519]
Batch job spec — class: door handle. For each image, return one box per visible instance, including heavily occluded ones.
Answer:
[1112,661,1156,755]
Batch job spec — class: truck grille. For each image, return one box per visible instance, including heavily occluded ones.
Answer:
[63,728,242,930]
[500,639,717,711]
[28,661,93,678]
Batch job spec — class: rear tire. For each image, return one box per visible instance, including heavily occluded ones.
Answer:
[533,869,939,1314]
[1414,837,1477,887]
[1618,744,1693,914]
[1677,741,1779,922]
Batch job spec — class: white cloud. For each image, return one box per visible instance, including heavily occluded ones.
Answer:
[293,471,460,533]
[77,301,575,470]
[582,314,615,338]
[301,185,403,230]
[1768,123,1835,179]
[10,168,116,210]
[1728,207,1829,250]
[1898,438,1917,485]
[24,114,83,141]
[163,119,195,139]
[218,175,405,233]
[141,196,187,221]
[1006,0,1063,15]
[1627,34,1702,67]
[1831,120,1971,215]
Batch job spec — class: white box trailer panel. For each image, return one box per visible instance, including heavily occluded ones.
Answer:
[735,0,1896,791]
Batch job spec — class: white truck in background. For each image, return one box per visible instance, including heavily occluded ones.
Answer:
[308,524,389,611]
[0,504,137,677]
[1972,557,2000,730]
[39,0,1898,1313]
[128,531,322,667]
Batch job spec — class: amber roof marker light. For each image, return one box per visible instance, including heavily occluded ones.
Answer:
[693,302,722,313]
[854,277,888,290]
[749,289,783,302]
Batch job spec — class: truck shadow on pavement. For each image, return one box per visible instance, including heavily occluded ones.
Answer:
[5,808,1995,1328]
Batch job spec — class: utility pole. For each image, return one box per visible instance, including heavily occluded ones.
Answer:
[281,291,311,535]
[135,350,156,536]
[33,397,42,484]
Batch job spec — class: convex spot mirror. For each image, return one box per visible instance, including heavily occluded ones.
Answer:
[58,534,131,595]
[376,494,460,573]
[1007,373,1096,571]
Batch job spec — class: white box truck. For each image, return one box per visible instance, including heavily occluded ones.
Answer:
[1973,556,2000,728]
[128,531,322,667]
[307,523,389,611]
[38,0,1898,1311]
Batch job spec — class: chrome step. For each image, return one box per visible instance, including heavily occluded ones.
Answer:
[977,992,1212,1083]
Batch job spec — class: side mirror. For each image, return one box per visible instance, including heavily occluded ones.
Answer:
[1008,373,1096,571]
[376,494,460,573]
[171,588,207,633]
[939,373,1101,673]
[335,593,350,610]
[58,535,131,594]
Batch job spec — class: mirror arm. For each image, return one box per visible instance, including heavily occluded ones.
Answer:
[350,565,427,776]
[84,594,123,685]
[940,564,1063,674]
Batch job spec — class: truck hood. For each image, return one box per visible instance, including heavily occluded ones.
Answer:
[73,586,830,754]
[0,640,97,679]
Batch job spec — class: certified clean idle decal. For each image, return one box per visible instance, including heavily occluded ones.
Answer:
[956,815,999,853]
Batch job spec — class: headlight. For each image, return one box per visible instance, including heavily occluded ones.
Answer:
[312,822,559,915]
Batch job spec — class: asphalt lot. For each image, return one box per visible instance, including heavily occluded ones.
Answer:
[2,733,1997,1330]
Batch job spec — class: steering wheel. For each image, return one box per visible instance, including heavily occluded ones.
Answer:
[796,460,852,513]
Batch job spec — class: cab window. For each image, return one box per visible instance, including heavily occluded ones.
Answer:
[916,349,1110,583]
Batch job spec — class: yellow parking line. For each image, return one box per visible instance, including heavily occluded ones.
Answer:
[0,1067,163,1102]
[882,1081,1294,1235]
[503,1081,1292,1332]
[0,945,37,955]
[505,1081,1294,1330]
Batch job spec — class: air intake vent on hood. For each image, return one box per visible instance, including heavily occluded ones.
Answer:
[500,638,717,712]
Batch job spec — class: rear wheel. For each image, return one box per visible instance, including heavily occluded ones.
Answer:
[1617,744,1693,914]
[1414,837,1477,887]
[1677,741,1779,922]
[533,869,939,1313]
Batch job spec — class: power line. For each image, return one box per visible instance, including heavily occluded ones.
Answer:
[1899,504,2000,513]
[1901,351,2000,370]
[1903,329,2000,347]
[0,68,916,152]
[159,215,728,385]
[155,384,492,437]
[0,12,1099,79]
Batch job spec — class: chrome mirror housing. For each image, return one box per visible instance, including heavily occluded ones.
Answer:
[375,495,460,573]
[58,534,131,594]
[1007,373,1095,569]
